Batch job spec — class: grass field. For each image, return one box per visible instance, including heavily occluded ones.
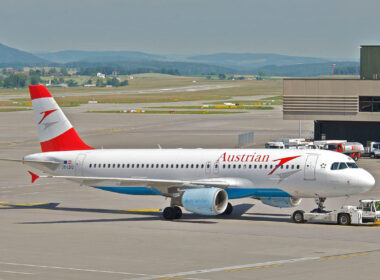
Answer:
[0,108,31,112]
[86,110,245,114]
[145,105,274,110]
[0,77,283,108]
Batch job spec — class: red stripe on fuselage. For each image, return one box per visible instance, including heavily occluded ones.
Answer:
[29,85,52,100]
[40,128,93,152]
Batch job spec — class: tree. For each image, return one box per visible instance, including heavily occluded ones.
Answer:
[48,68,57,75]
[218,73,226,80]
[0,76,4,87]
[30,75,41,85]
[120,80,128,86]
[60,67,69,76]
[67,79,78,87]
[3,74,28,88]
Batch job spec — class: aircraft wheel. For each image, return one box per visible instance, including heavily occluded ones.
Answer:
[292,210,306,223]
[163,207,176,220]
[338,213,351,225]
[173,206,182,219]
[222,202,233,215]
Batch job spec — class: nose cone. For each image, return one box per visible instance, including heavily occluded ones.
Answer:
[356,169,376,193]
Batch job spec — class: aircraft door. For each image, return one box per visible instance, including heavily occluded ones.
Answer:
[205,161,211,175]
[75,154,86,176]
[304,154,318,180]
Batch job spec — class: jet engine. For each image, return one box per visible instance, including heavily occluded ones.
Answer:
[181,187,228,215]
[260,197,302,208]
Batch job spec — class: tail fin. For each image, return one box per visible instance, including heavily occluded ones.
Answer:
[29,85,93,152]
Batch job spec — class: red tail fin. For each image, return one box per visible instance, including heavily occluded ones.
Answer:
[29,85,93,152]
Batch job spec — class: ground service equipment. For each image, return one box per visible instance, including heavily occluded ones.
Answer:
[292,200,380,225]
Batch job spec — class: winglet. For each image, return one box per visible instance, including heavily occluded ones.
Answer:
[28,171,39,183]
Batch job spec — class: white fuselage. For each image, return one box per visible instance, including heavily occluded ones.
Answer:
[24,148,375,199]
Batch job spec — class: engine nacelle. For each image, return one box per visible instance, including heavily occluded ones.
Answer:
[182,187,228,215]
[260,197,302,208]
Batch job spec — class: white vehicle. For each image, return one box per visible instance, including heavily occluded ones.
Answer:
[292,200,380,225]
[265,142,285,149]
[1,85,376,220]
[365,141,380,158]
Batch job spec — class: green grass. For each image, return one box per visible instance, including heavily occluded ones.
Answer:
[0,108,31,112]
[145,105,274,110]
[86,110,245,114]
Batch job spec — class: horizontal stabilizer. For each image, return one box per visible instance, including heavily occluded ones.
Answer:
[28,171,39,183]
[0,158,60,169]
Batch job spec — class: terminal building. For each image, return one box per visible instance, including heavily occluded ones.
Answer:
[283,46,380,144]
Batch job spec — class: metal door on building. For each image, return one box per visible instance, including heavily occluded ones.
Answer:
[75,154,86,176]
[304,154,318,180]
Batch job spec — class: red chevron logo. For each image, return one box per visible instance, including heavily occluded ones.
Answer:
[268,155,301,175]
[38,109,57,124]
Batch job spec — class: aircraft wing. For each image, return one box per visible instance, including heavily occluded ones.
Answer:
[27,172,233,196]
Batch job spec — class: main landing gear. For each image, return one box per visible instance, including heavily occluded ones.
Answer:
[162,203,234,220]
[311,197,327,213]
[163,206,182,220]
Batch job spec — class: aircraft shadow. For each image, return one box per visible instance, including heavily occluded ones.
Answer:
[1,202,291,224]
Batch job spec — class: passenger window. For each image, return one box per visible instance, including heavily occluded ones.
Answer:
[181,164,184,168]
[338,162,348,170]
[331,162,339,170]
[131,164,135,168]
[233,164,236,169]
[264,165,267,169]
[191,164,194,168]
[112,164,115,168]
[223,164,226,169]
[166,164,169,168]
[127,164,130,168]
[259,165,262,169]
[297,165,300,169]
[228,164,231,169]
[117,164,120,168]
[89,164,92,168]
[207,164,210,168]
[122,164,125,168]
[201,164,204,168]
[141,164,144,168]
[291,165,294,169]
[280,165,283,169]
[286,165,289,169]
[238,164,241,169]
[176,164,179,168]
[249,164,252,169]
[196,164,199,168]
[186,164,189,168]
[136,164,140,168]
[161,164,164,168]
[146,164,149,168]
[171,164,174,168]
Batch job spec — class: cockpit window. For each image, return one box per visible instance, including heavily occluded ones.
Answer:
[346,162,358,168]
[338,162,348,170]
[331,162,339,170]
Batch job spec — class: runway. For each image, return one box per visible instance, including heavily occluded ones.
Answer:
[0,104,379,280]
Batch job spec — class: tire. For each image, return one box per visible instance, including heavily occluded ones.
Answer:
[292,210,306,223]
[338,213,351,225]
[173,206,182,219]
[163,207,175,220]
[222,203,233,216]
[353,154,358,161]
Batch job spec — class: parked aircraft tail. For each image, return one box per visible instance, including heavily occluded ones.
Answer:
[29,85,93,152]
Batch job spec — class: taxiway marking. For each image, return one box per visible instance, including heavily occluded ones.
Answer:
[0,270,33,275]
[227,264,282,272]
[0,261,153,276]
[317,253,368,261]
[129,257,319,280]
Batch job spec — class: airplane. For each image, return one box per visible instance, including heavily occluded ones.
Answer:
[3,85,375,220]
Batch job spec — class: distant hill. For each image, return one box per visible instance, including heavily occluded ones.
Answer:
[0,43,49,65]
[255,61,359,77]
[188,53,330,70]
[35,50,165,63]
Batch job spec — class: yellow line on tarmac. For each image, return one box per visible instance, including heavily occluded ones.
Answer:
[227,264,282,272]
[156,276,184,280]
[124,209,160,212]
[318,253,368,261]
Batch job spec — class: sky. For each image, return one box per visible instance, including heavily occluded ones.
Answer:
[2,0,380,59]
